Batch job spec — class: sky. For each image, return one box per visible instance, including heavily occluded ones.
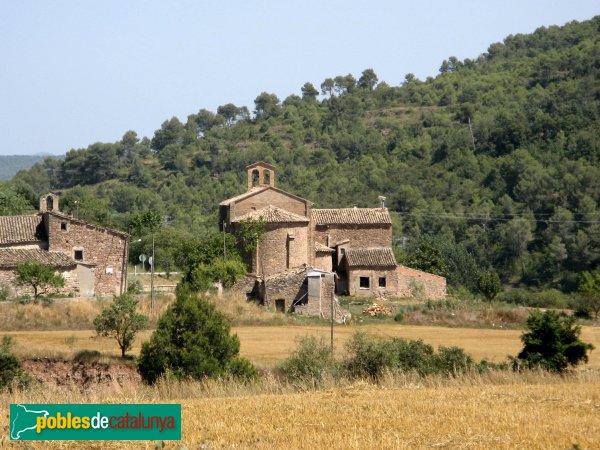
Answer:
[0,1,597,156]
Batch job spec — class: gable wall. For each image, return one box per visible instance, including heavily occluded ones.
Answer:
[46,215,127,296]
[313,224,392,249]
[232,190,308,219]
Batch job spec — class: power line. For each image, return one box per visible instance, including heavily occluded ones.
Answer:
[391,211,600,224]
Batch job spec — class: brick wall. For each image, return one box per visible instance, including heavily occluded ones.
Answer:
[313,224,392,249]
[46,214,127,297]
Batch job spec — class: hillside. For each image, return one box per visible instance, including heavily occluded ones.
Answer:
[2,16,599,293]
[0,155,48,180]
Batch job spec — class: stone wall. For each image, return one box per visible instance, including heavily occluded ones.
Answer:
[396,266,447,300]
[46,214,127,297]
[264,269,308,311]
[314,252,333,272]
[347,267,398,297]
[255,223,309,278]
[313,224,392,249]
[0,266,79,298]
[232,189,309,219]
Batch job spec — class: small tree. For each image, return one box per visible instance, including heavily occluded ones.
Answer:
[138,286,256,383]
[14,261,64,302]
[514,311,594,372]
[0,336,29,390]
[477,268,501,301]
[577,271,600,319]
[94,294,147,357]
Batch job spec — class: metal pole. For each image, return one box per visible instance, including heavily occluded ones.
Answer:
[151,232,155,312]
[223,222,227,259]
[330,292,334,352]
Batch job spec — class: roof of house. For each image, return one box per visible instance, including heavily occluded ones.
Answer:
[0,215,44,245]
[45,211,128,238]
[231,205,309,223]
[315,242,334,253]
[246,161,276,171]
[0,248,77,269]
[345,247,397,268]
[312,208,392,225]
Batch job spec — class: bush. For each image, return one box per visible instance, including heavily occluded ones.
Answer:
[496,288,572,309]
[280,336,337,384]
[0,336,29,390]
[393,310,404,322]
[94,294,147,358]
[477,269,500,301]
[0,284,10,301]
[127,279,143,294]
[343,332,475,379]
[138,285,255,383]
[513,310,594,372]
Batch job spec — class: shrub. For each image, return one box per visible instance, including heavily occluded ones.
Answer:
[127,279,143,294]
[14,261,65,302]
[393,310,404,322]
[138,285,255,383]
[94,294,148,358]
[280,336,337,384]
[0,284,10,301]
[0,336,29,390]
[513,310,594,372]
[477,269,501,301]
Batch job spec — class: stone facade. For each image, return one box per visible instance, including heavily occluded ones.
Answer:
[0,194,128,298]
[220,162,446,315]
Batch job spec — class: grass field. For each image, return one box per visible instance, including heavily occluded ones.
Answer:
[5,324,600,368]
[2,371,599,449]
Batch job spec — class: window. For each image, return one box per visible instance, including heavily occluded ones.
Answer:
[379,277,386,287]
[60,222,67,231]
[74,250,83,261]
[359,277,370,288]
[275,299,285,312]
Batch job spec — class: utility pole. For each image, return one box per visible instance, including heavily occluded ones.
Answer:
[223,222,227,259]
[330,292,334,352]
[150,232,155,312]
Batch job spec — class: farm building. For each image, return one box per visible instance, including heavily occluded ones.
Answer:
[0,192,128,298]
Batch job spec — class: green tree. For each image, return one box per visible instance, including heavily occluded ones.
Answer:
[217,103,241,126]
[577,271,600,319]
[0,184,32,215]
[138,286,256,383]
[93,294,148,357]
[151,117,185,151]
[358,68,378,90]
[0,336,29,390]
[477,268,501,301]
[14,262,65,302]
[186,257,247,293]
[253,92,281,120]
[301,82,319,101]
[514,310,594,372]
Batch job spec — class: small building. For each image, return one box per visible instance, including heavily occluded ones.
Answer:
[0,193,128,298]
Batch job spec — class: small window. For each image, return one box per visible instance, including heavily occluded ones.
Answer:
[60,222,67,231]
[340,248,346,255]
[275,299,285,312]
[359,277,370,288]
[74,250,83,261]
[379,277,386,287]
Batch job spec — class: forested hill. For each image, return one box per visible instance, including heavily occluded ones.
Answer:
[0,155,47,180]
[3,16,599,292]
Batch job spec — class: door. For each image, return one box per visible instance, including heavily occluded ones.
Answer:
[77,265,95,297]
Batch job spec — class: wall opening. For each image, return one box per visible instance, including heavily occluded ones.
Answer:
[74,250,83,261]
[359,277,370,288]
[60,222,68,231]
[379,277,386,287]
[263,169,271,185]
[46,196,54,211]
[251,169,260,187]
[275,299,285,312]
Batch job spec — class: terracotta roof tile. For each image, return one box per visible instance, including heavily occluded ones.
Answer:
[0,249,76,269]
[345,248,397,268]
[232,205,309,223]
[312,208,392,225]
[0,215,44,245]
[315,242,334,253]
[219,186,269,206]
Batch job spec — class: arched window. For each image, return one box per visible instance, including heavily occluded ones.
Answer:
[252,169,260,187]
[263,169,271,186]
[46,196,54,211]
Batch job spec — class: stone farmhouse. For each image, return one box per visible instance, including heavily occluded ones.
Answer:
[0,192,128,298]
[221,162,446,319]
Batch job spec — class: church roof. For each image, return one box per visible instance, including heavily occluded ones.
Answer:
[315,242,334,253]
[312,208,392,225]
[0,248,76,269]
[345,247,397,268]
[0,215,44,245]
[231,205,309,223]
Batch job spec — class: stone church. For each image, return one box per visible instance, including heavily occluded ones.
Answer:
[220,162,446,319]
[0,192,128,298]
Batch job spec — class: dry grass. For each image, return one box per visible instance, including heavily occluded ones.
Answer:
[4,324,600,370]
[1,371,599,449]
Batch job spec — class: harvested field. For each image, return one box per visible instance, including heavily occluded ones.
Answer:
[4,324,600,368]
[1,371,599,449]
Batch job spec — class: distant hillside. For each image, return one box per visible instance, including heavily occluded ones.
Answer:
[6,16,600,293]
[0,155,47,180]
